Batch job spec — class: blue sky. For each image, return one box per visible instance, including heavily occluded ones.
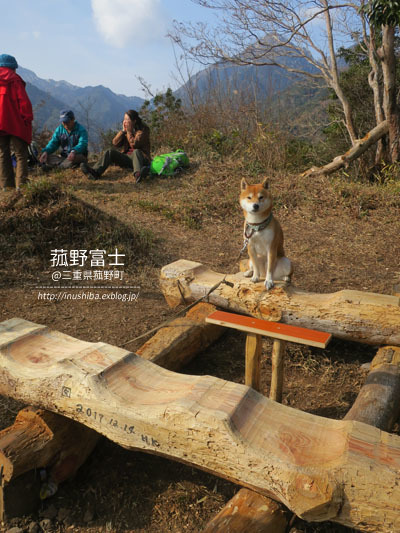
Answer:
[0,0,215,97]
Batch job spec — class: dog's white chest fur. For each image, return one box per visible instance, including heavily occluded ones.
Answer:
[248,226,274,256]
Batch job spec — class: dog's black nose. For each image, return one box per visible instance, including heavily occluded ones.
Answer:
[252,203,259,211]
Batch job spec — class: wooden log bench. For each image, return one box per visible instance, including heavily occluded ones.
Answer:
[206,310,331,401]
[4,317,400,531]
[0,303,223,520]
[160,259,400,346]
[203,344,400,532]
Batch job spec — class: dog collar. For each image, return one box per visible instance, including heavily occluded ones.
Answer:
[244,212,273,239]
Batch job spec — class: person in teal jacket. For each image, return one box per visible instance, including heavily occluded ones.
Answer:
[39,110,88,169]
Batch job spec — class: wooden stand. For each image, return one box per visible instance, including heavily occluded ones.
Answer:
[270,340,286,402]
[206,310,331,401]
[245,333,262,391]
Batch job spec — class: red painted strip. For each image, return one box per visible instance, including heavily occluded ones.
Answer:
[206,310,331,347]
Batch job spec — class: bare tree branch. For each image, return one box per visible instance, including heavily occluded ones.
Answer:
[170,0,400,167]
[169,0,366,146]
[301,119,388,177]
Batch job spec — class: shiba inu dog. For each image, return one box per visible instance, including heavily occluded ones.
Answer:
[240,178,292,290]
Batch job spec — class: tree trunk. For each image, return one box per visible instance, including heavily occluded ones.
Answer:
[322,0,357,145]
[2,317,400,531]
[301,120,389,178]
[160,260,400,346]
[380,25,400,162]
[394,283,400,298]
[367,27,386,165]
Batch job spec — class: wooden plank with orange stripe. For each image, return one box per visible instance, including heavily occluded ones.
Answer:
[206,310,331,401]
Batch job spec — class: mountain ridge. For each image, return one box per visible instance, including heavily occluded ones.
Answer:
[18,67,145,144]
[20,56,325,145]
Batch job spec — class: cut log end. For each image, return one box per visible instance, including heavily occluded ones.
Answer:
[202,488,288,533]
[287,472,341,521]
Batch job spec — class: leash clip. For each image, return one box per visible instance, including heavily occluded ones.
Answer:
[238,237,249,257]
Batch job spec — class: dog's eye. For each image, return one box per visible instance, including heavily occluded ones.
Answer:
[247,196,252,200]
[259,196,264,200]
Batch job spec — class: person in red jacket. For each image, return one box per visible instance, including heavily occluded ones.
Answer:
[0,54,33,191]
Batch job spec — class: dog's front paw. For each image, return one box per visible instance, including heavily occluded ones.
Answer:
[251,275,260,283]
[265,279,274,290]
[244,269,253,278]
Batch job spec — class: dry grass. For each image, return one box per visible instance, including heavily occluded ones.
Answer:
[0,177,159,286]
[0,155,399,533]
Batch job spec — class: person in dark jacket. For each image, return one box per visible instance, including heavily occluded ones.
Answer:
[80,109,150,183]
[39,110,88,169]
[0,54,33,191]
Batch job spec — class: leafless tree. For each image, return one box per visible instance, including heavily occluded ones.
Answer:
[170,0,399,173]
[170,1,365,143]
[77,95,101,152]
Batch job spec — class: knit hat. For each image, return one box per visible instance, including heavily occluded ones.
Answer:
[0,54,18,69]
[60,110,75,123]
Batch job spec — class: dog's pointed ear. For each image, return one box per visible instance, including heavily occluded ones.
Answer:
[241,178,249,190]
[261,178,269,190]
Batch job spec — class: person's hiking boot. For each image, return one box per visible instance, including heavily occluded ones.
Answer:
[80,162,100,180]
[40,163,53,173]
[134,166,150,183]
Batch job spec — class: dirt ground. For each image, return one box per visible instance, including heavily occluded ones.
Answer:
[0,158,399,533]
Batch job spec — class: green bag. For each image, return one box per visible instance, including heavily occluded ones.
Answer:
[150,150,189,176]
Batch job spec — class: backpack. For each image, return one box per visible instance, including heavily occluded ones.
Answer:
[150,150,189,177]
[28,141,39,167]
[11,141,39,168]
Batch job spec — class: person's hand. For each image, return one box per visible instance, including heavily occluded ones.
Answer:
[39,152,48,164]
[67,151,76,162]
